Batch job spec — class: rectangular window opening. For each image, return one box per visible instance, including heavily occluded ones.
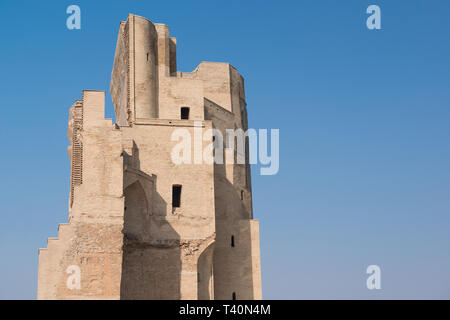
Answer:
[172,185,182,208]
[181,107,190,120]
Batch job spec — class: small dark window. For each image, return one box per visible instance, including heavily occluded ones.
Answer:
[181,107,190,120]
[232,292,236,300]
[172,185,182,208]
[240,190,244,200]
[231,235,235,247]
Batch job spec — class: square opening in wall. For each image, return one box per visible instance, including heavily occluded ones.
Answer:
[181,107,190,120]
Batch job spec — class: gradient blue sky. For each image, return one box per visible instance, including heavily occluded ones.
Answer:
[1,0,450,299]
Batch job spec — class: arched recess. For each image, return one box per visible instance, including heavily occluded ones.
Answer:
[123,181,148,241]
[197,242,214,300]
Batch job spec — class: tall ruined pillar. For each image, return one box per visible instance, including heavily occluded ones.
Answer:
[111,15,158,125]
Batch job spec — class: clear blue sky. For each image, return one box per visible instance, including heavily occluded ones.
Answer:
[1,0,449,299]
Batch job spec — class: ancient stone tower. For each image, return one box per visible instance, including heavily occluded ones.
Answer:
[37,14,262,300]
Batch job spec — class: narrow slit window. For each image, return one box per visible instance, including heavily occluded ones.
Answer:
[172,185,182,208]
[241,190,244,200]
[181,107,190,120]
[232,292,236,300]
[231,235,235,247]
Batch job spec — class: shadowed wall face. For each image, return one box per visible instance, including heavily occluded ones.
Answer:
[123,182,147,241]
[121,180,182,300]
[121,246,182,300]
[197,243,214,300]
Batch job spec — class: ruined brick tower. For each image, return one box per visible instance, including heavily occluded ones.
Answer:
[37,14,262,300]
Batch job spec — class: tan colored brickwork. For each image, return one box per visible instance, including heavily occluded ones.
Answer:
[38,14,261,300]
